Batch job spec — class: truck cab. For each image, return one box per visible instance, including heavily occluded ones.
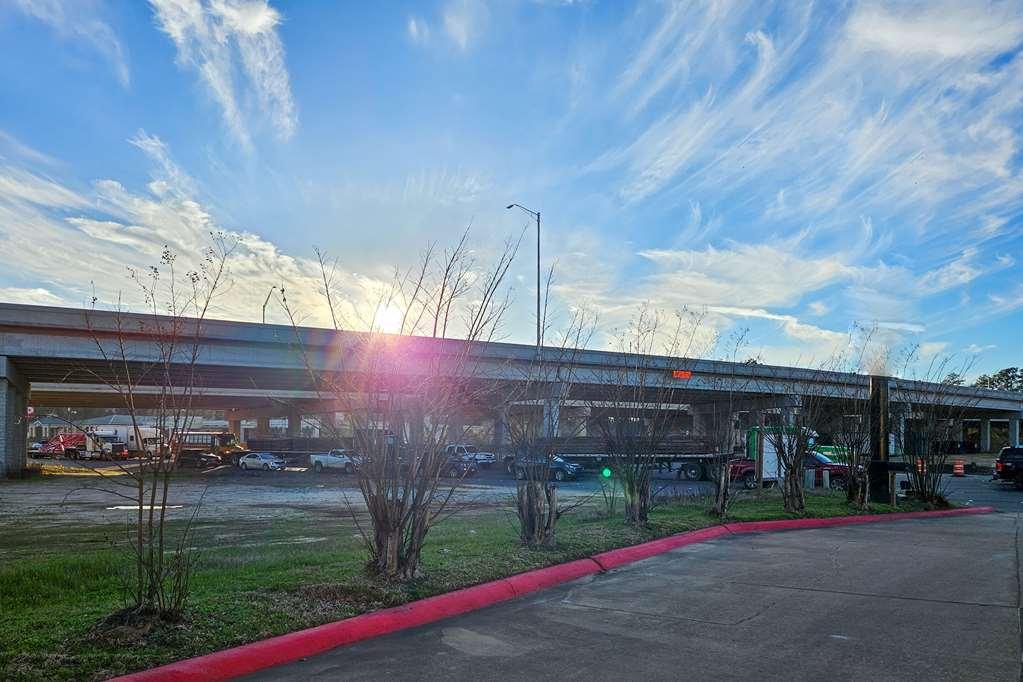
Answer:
[994,447,1023,489]
[309,449,358,474]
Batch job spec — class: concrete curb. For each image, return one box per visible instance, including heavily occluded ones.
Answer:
[109,505,995,682]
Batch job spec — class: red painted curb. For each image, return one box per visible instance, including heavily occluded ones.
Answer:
[109,505,995,682]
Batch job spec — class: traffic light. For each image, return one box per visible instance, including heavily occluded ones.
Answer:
[601,466,612,479]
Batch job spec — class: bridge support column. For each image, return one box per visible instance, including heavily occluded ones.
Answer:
[1010,416,1021,448]
[492,406,508,452]
[256,417,271,436]
[448,413,466,442]
[980,419,992,453]
[1,357,28,478]
[228,418,242,437]
[287,412,301,437]
[542,383,569,439]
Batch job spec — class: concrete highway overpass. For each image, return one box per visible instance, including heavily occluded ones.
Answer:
[2,303,1022,477]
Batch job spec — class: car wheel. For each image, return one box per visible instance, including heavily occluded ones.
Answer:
[554,469,565,482]
[682,462,703,481]
[263,463,270,471]
[830,476,847,491]
[314,461,323,473]
[240,461,247,470]
[506,460,516,475]
[344,462,355,475]
[1014,476,1023,491]
[743,472,758,490]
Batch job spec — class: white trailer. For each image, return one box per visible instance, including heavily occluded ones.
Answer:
[83,425,161,459]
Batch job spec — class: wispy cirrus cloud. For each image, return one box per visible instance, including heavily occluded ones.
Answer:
[8,0,129,86]
[0,133,381,325]
[557,1,1023,363]
[149,0,297,148]
[407,0,487,52]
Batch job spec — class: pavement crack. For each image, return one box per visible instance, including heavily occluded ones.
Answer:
[726,580,1016,609]
[560,599,738,626]
[1015,510,1022,682]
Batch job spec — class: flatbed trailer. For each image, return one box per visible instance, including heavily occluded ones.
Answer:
[503,437,724,480]
[244,436,352,466]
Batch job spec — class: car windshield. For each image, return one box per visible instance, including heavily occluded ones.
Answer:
[464,446,478,453]
[815,453,834,464]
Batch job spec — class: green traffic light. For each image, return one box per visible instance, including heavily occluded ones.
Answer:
[601,467,612,479]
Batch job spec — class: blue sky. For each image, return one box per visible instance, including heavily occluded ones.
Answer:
[0,0,1021,376]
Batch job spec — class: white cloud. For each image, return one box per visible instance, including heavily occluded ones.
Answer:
[0,133,384,326]
[0,166,87,209]
[846,2,1023,59]
[0,130,61,167]
[637,238,851,308]
[10,0,130,86]
[574,1,1023,366]
[0,287,66,306]
[149,0,297,147]
[443,0,485,51]
[409,0,487,52]
[918,341,949,358]
[963,343,996,354]
[807,300,829,316]
[407,16,430,44]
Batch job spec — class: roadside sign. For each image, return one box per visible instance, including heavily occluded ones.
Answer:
[26,406,35,418]
[671,370,692,379]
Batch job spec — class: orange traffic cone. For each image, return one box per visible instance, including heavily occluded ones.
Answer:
[953,459,965,477]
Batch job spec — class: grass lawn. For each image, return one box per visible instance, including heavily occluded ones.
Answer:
[1,491,906,681]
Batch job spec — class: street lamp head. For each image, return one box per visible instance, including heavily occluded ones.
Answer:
[506,204,515,209]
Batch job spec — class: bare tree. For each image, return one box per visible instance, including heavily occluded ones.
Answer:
[65,239,231,622]
[500,266,595,547]
[696,329,757,518]
[824,331,883,509]
[591,307,704,524]
[761,364,834,515]
[890,349,977,506]
[284,232,519,579]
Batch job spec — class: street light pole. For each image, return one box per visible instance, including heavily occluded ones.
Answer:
[506,203,541,355]
[262,286,275,325]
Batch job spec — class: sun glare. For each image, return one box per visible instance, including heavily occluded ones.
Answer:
[374,304,403,334]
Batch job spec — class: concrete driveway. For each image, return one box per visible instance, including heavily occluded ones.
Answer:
[249,513,1021,681]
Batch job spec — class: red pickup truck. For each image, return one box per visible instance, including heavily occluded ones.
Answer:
[729,451,849,490]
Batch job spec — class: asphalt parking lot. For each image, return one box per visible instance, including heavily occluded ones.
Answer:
[9,458,1022,533]
[249,512,1021,681]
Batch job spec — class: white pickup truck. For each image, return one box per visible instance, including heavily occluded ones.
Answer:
[309,448,358,474]
[444,444,497,469]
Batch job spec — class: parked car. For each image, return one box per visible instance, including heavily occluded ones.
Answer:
[177,451,222,469]
[803,451,849,489]
[441,451,478,478]
[238,452,285,471]
[310,448,358,474]
[444,444,496,469]
[514,454,582,482]
[993,446,1023,489]
[728,458,760,489]
[729,451,848,490]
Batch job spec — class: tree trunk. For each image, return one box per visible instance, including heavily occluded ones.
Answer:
[712,459,730,518]
[517,481,557,547]
[623,473,651,524]
[782,468,805,514]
